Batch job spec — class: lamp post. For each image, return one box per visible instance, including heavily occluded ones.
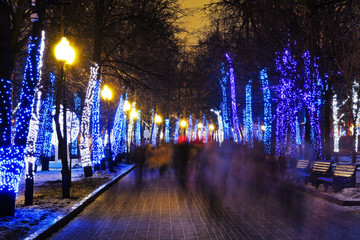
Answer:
[155,115,162,146]
[209,124,215,142]
[55,37,75,198]
[180,119,187,142]
[123,100,131,162]
[197,122,203,141]
[101,85,114,172]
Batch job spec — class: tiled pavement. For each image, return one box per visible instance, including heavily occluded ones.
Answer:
[47,168,360,240]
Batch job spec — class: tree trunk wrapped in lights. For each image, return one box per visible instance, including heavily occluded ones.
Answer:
[303,51,325,161]
[91,80,102,171]
[79,63,99,177]
[332,94,346,161]
[260,69,272,155]
[225,53,242,141]
[245,79,254,148]
[219,62,230,140]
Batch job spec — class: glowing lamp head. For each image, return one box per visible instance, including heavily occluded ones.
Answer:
[261,125,266,131]
[209,124,215,131]
[155,115,162,124]
[101,85,112,100]
[123,100,131,111]
[130,109,138,119]
[55,37,75,64]
[180,120,187,128]
[198,123,203,129]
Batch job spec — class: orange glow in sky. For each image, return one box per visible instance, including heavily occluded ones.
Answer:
[178,0,212,47]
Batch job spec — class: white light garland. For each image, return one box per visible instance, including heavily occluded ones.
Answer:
[79,63,99,167]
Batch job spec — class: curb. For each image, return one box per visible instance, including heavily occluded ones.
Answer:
[269,174,360,206]
[25,165,136,240]
[291,182,360,206]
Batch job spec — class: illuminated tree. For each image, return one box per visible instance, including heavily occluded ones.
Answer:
[245,79,253,148]
[79,63,99,177]
[260,69,272,155]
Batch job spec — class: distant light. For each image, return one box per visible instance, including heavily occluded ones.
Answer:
[261,125,266,131]
[101,85,112,100]
[55,37,75,64]
[198,123,203,129]
[155,115,162,124]
[180,120,187,128]
[123,100,131,111]
[209,124,215,131]
[130,109,138,119]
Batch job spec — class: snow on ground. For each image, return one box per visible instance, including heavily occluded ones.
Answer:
[0,163,134,240]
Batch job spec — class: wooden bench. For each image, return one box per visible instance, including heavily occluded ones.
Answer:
[319,164,357,192]
[310,161,333,190]
[294,159,310,183]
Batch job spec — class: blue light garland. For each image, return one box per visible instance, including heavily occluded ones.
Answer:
[204,120,209,143]
[187,115,192,143]
[303,51,324,160]
[174,118,180,144]
[91,80,102,168]
[225,53,241,141]
[112,95,124,157]
[71,93,81,156]
[165,118,170,143]
[43,73,55,158]
[260,68,272,155]
[135,110,141,146]
[193,119,198,141]
[220,62,230,140]
[275,48,300,157]
[245,79,254,148]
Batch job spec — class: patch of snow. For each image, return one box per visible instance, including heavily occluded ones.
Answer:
[0,164,134,240]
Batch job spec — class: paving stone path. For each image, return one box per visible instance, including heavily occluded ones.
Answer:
[48,168,360,240]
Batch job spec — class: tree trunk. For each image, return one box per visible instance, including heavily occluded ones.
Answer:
[324,86,331,161]
[304,110,312,160]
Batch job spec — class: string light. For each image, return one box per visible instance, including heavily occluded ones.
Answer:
[204,121,209,143]
[43,73,55,158]
[71,93,81,156]
[303,51,324,160]
[333,94,346,153]
[275,48,299,157]
[127,102,136,150]
[112,96,124,157]
[220,62,230,140]
[79,63,99,168]
[200,115,205,141]
[174,118,180,144]
[187,115,192,143]
[225,53,241,141]
[245,79,254,148]
[352,81,360,152]
[260,68,272,155]
[193,119,198,141]
[211,109,224,145]
[91,80,102,169]
[165,118,170,143]
[136,110,141,146]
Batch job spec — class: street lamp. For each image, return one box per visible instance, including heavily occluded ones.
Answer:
[55,36,75,198]
[101,85,114,172]
[154,115,162,146]
[179,119,187,142]
[209,124,215,142]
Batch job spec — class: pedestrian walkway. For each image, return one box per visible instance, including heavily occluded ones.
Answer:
[47,168,360,240]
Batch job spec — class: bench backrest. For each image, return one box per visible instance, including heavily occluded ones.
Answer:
[296,159,310,170]
[311,161,332,177]
[334,164,356,178]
